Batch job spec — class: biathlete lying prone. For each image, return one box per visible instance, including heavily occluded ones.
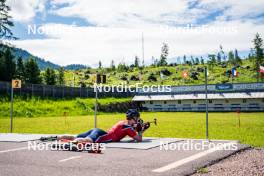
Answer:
[42,109,150,145]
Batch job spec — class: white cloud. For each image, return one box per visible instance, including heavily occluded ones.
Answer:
[50,0,197,27]
[8,0,264,67]
[198,0,264,21]
[11,21,264,67]
[50,0,264,27]
[7,0,47,22]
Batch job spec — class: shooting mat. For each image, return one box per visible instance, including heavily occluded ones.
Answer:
[0,133,54,142]
[105,137,183,150]
[0,134,182,149]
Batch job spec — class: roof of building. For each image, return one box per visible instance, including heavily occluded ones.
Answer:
[137,83,264,95]
[132,92,264,101]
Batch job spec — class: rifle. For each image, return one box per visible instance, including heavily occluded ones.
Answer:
[134,118,157,132]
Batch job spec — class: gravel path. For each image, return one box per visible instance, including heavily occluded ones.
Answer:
[194,148,264,176]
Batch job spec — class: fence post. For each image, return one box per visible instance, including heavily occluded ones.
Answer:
[32,84,34,97]
[52,86,55,98]
[43,85,45,97]
[6,82,9,95]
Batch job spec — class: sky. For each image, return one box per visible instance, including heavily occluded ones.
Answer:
[6,0,264,67]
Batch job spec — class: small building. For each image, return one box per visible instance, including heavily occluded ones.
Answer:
[132,83,264,112]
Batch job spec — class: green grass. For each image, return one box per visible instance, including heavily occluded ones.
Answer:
[0,112,263,147]
[196,167,209,174]
[0,97,131,118]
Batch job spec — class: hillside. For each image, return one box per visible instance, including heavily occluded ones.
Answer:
[64,64,88,70]
[0,44,261,86]
[63,59,260,87]
[0,43,60,70]
[0,44,87,70]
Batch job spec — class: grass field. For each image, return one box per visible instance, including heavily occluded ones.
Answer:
[0,97,131,117]
[0,112,263,147]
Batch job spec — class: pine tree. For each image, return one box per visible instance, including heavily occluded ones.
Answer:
[16,57,25,81]
[44,68,56,85]
[219,45,226,62]
[195,57,200,65]
[0,0,16,39]
[98,60,102,69]
[234,49,242,66]
[24,57,41,84]
[217,53,221,64]
[252,33,264,81]
[208,54,216,70]
[183,55,187,64]
[117,62,128,72]
[0,48,16,81]
[200,57,204,65]
[228,51,235,66]
[0,54,5,81]
[134,56,139,67]
[191,56,195,65]
[159,43,168,66]
[110,60,115,70]
[208,54,216,64]
[58,67,65,85]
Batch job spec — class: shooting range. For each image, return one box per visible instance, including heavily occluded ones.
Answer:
[0,0,264,175]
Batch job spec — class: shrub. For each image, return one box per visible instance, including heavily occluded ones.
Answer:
[160,69,172,76]
[130,75,140,81]
[120,75,128,81]
[148,73,157,82]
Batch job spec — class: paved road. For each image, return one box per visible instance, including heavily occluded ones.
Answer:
[0,140,249,176]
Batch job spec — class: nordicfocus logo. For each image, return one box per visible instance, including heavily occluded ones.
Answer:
[94,83,171,93]
[160,141,238,151]
[27,141,106,151]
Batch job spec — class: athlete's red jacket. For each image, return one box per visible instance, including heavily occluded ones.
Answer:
[96,120,137,143]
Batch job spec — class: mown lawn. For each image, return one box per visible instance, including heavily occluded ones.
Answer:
[0,112,263,147]
[0,97,131,117]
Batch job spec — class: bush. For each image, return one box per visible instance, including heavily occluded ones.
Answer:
[148,73,157,82]
[190,72,199,80]
[196,67,204,73]
[160,69,172,76]
[120,75,128,81]
[130,75,140,81]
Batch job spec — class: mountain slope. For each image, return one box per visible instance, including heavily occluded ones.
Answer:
[64,64,88,70]
[0,44,88,70]
[0,43,60,70]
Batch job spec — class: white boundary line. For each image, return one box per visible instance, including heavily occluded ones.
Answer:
[59,156,82,162]
[0,147,28,154]
[152,142,236,173]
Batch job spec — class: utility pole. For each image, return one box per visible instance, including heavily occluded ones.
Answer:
[10,85,13,133]
[205,66,209,140]
[94,83,98,128]
[142,32,145,67]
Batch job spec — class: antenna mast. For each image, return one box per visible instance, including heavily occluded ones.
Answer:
[142,32,145,66]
